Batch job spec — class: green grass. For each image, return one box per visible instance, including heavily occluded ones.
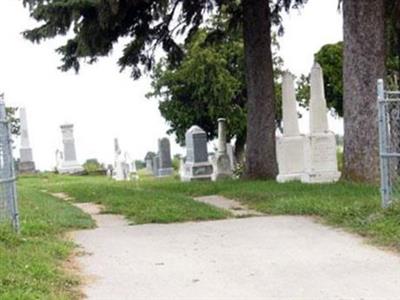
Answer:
[5,172,400,300]
[33,174,230,224]
[35,172,400,251]
[0,178,94,300]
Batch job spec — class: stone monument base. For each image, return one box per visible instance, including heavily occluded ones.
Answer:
[182,162,213,182]
[158,168,173,177]
[276,135,307,183]
[18,161,36,174]
[302,132,341,183]
[212,154,232,181]
[58,161,84,175]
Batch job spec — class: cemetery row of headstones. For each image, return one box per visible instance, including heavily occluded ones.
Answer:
[175,62,340,183]
[17,62,339,184]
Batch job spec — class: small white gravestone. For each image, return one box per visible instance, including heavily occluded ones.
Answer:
[302,63,341,183]
[18,108,36,173]
[179,157,185,179]
[112,138,126,181]
[276,71,307,182]
[213,118,233,180]
[125,152,139,181]
[226,143,235,171]
[182,125,213,181]
[55,149,63,172]
[57,123,84,174]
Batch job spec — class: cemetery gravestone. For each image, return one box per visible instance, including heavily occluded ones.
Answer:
[302,63,341,183]
[158,138,173,176]
[276,71,307,182]
[226,143,235,171]
[113,138,127,181]
[182,125,213,181]
[58,123,84,174]
[18,107,36,173]
[152,154,160,177]
[213,118,232,180]
[144,152,154,172]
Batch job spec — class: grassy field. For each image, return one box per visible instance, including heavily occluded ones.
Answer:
[2,172,400,299]
[0,177,95,299]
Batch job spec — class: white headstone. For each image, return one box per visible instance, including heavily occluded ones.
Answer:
[309,62,329,134]
[18,107,36,173]
[226,143,235,171]
[302,63,341,183]
[112,138,127,181]
[181,125,213,181]
[213,118,232,180]
[57,123,84,174]
[276,71,307,182]
[282,73,300,137]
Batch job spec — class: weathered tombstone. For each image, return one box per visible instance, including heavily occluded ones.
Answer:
[179,157,185,179]
[58,123,84,174]
[158,138,173,176]
[276,71,307,182]
[18,108,36,173]
[213,118,232,180]
[152,154,160,176]
[55,149,63,172]
[226,143,235,171]
[124,152,139,181]
[302,63,341,183]
[144,152,155,172]
[112,138,126,181]
[182,125,213,181]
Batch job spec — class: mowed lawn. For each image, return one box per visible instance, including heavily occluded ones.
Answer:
[2,173,400,299]
[39,172,400,250]
[0,178,94,300]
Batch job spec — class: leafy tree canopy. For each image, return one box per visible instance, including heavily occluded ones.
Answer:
[147,23,284,148]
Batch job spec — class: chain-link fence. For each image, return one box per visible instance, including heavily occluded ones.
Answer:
[378,79,400,208]
[0,94,19,231]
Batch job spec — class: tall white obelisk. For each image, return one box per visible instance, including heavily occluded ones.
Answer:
[19,107,36,173]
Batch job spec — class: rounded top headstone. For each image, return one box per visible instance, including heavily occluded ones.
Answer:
[60,123,73,129]
[187,125,205,134]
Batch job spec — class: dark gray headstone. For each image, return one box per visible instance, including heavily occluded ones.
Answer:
[158,138,172,169]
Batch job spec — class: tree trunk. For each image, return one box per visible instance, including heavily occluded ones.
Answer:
[242,0,278,179]
[343,0,385,183]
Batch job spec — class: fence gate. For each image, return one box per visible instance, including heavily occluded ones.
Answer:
[377,79,400,208]
[0,94,19,231]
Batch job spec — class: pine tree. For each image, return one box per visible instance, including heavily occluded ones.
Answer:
[22,0,305,179]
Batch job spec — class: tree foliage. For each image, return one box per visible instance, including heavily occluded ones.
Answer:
[296,42,343,116]
[6,107,20,136]
[21,0,304,77]
[148,26,284,148]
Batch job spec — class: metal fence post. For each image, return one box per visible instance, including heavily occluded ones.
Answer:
[378,79,391,208]
[0,95,19,231]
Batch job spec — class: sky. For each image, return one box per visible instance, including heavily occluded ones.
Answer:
[0,0,343,171]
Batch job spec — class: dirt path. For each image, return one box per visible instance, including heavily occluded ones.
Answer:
[57,194,400,300]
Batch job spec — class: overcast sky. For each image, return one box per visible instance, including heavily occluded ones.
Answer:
[0,0,343,171]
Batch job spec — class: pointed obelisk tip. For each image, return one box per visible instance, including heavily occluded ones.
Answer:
[312,61,322,70]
